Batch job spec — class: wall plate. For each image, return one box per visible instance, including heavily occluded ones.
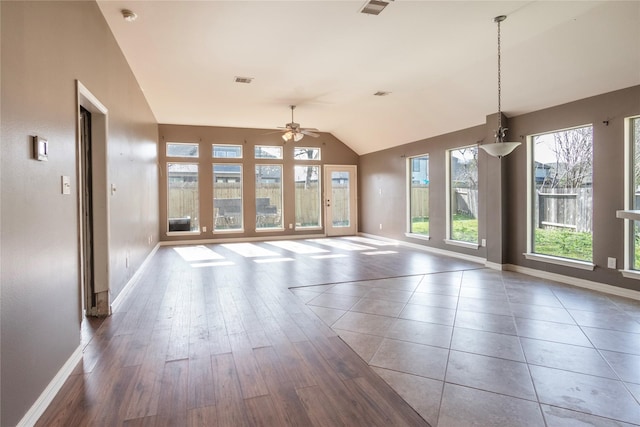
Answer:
[33,135,48,161]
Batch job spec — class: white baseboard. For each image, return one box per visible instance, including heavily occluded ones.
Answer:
[359,232,487,266]
[359,233,640,301]
[506,264,640,301]
[111,242,160,313]
[159,233,326,247]
[485,261,507,271]
[16,345,83,427]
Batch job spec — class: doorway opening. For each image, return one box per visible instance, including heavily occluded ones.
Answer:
[77,81,110,318]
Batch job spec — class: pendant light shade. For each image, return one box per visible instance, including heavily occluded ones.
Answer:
[480,15,521,158]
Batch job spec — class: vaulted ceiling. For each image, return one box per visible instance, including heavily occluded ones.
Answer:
[97,1,640,155]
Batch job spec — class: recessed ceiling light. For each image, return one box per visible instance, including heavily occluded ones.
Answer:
[234,76,254,84]
[374,91,391,96]
[121,9,137,22]
[360,0,389,16]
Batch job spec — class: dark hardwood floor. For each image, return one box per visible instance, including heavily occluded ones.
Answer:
[36,238,478,426]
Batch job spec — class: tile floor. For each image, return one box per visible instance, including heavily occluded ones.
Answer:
[292,268,640,426]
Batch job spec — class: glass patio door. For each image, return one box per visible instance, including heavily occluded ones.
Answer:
[324,165,357,236]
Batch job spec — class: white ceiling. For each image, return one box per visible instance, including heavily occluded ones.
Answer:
[97,0,640,155]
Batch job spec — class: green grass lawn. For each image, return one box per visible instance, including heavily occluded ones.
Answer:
[535,228,592,261]
[411,214,479,243]
[411,217,429,234]
[451,214,478,243]
[413,216,600,263]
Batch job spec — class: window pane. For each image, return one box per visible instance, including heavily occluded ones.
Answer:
[255,145,283,159]
[167,143,199,158]
[213,144,242,158]
[294,147,321,160]
[167,163,199,232]
[331,171,350,227]
[450,146,478,243]
[295,166,321,228]
[255,165,283,229]
[213,164,242,231]
[632,117,640,269]
[532,126,593,261]
[409,156,429,235]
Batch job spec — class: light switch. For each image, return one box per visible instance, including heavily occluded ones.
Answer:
[61,176,71,195]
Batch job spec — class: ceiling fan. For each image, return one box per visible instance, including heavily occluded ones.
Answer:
[275,105,319,142]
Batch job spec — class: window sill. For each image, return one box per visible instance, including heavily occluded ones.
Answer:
[523,252,595,271]
[295,226,323,231]
[166,231,201,237]
[616,210,640,221]
[405,233,430,241]
[444,239,479,250]
[213,229,244,234]
[621,269,640,280]
[256,228,285,232]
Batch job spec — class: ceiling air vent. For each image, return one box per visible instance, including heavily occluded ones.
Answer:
[360,0,391,16]
[234,76,254,84]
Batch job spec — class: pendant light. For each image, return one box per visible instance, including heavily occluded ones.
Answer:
[480,15,521,158]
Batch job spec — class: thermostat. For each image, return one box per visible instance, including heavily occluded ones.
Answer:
[33,135,48,161]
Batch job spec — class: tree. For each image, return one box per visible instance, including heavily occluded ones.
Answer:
[539,126,593,191]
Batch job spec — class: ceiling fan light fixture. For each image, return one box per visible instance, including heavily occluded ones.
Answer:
[293,132,304,142]
[282,131,293,142]
[480,14,521,159]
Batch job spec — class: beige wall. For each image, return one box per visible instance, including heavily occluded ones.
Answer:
[158,124,358,241]
[0,2,159,425]
[359,85,640,293]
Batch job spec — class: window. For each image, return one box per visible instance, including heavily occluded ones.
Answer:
[529,125,593,264]
[213,164,243,231]
[255,145,283,159]
[167,142,199,158]
[295,166,321,228]
[408,155,429,236]
[447,146,478,245]
[255,165,283,230]
[213,144,242,159]
[294,147,321,160]
[167,163,199,232]
[624,116,640,272]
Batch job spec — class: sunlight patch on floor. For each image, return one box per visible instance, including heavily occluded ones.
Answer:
[306,239,375,251]
[173,245,225,262]
[265,240,330,254]
[222,242,281,257]
[254,257,295,264]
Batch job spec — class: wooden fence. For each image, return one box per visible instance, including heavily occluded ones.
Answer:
[537,188,592,232]
[169,182,346,227]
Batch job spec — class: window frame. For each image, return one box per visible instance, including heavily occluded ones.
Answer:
[254,145,283,160]
[406,154,430,240]
[166,161,201,235]
[255,164,284,231]
[213,163,244,233]
[524,124,595,271]
[621,115,640,279]
[293,147,321,161]
[166,142,199,158]
[294,165,322,230]
[212,144,243,159]
[445,144,479,249]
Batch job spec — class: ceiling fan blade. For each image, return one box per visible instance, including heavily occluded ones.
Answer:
[301,130,319,137]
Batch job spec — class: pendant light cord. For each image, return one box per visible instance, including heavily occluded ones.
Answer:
[497,17,502,131]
